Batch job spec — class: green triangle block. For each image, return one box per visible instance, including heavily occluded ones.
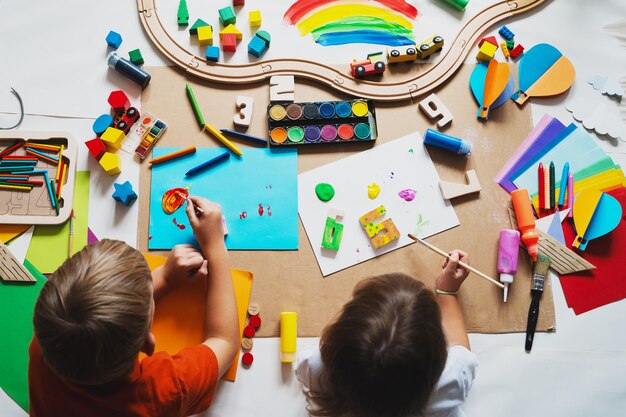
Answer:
[189,18,210,35]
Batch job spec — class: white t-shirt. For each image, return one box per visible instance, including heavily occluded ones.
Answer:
[296,344,478,417]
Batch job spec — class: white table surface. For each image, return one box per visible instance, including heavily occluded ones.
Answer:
[1,0,626,416]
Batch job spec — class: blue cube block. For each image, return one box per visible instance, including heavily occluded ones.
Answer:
[498,26,514,40]
[206,46,220,62]
[106,30,123,49]
[247,36,267,58]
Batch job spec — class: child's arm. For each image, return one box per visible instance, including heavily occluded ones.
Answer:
[185,196,239,378]
[436,250,471,350]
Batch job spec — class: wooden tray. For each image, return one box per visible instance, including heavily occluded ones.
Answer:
[0,131,77,225]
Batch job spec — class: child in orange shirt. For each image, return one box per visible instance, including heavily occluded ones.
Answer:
[29,196,238,417]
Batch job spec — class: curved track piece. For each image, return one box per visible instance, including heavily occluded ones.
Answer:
[137,0,547,102]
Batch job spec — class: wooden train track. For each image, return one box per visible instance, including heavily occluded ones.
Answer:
[137,0,548,102]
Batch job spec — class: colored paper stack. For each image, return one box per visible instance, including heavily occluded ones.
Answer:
[494,114,626,314]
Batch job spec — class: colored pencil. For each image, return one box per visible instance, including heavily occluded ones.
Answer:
[0,184,31,191]
[149,146,196,165]
[55,145,65,181]
[537,163,544,212]
[184,151,231,177]
[558,162,569,208]
[549,162,555,210]
[185,84,205,127]
[220,129,268,145]
[0,141,23,157]
[203,123,243,156]
[69,209,75,257]
[567,173,574,217]
[407,234,504,289]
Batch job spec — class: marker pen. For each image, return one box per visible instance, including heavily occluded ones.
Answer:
[498,229,520,302]
[423,129,472,156]
[107,52,151,88]
[511,188,539,261]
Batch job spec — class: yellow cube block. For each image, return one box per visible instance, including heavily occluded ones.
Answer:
[476,42,497,61]
[99,152,121,176]
[249,10,261,27]
[100,127,125,150]
[197,26,213,46]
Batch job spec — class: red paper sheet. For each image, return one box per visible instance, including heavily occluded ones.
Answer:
[560,187,626,314]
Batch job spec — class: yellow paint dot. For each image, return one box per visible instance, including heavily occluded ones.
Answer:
[367,182,381,199]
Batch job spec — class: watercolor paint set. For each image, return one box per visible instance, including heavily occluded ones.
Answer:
[267,99,378,146]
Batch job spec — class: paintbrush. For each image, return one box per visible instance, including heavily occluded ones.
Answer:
[525,253,551,352]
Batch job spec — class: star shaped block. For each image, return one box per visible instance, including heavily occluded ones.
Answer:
[112,181,137,206]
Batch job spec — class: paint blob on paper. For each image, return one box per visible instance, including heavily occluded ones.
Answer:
[315,182,335,201]
[398,189,416,201]
[162,187,189,214]
[368,182,381,199]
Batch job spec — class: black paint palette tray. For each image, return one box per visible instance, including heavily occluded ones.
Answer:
[267,99,378,146]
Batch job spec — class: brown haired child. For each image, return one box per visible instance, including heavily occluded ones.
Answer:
[29,196,239,417]
[297,250,477,417]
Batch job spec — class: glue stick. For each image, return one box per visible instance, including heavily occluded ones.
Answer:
[107,52,151,88]
[497,229,520,302]
[511,189,539,262]
[423,129,472,156]
[280,312,297,363]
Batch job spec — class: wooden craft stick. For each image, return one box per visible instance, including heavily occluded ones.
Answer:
[0,183,31,191]
[55,145,65,181]
[0,141,23,157]
[149,146,196,165]
[25,142,61,152]
[407,234,504,289]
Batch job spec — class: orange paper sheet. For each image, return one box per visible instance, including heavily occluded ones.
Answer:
[0,224,31,244]
[144,254,253,381]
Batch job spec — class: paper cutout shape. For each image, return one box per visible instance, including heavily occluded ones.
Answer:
[480,60,510,119]
[439,170,481,200]
[588,75,624,98]
[546,209,566,245]
[359,205,400,250]
[572,190,623,250]
[470,61,514,118]
[321,209,344,251]
[418,93,453,128]
[143,254,253,382]
[511,43,575,105]
[565,98,625,140]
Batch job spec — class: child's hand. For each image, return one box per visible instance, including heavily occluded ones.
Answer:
[185,196,225,253]
[161,244,208,287]
[437,249,470,293]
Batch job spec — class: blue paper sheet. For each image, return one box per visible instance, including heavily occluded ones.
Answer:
[149,148,298,250]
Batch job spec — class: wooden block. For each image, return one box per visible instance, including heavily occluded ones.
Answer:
[189,19,210,35]
[220,24,242,40]
[247,35,267,58]
[233,96,254,127]
[218,6,236,26]
[359,206,400,250]
[476,42,497,61]
[249,10,261,27]
[418,93,453,128]
[197,26,213,46]
[439,170,481,200]
[177,0,189,26]
[233,0,245,6]
[0,241,36,283]
[221,33,237,52]
[100,127,126,150]
[107,90,130,111]
[269,75,295,102]
[85,138,106,160]
[128,49,144,66]
[105,30,122,49]
[321,209,344,251]
[205,45,220,62]
[99,152,121,175]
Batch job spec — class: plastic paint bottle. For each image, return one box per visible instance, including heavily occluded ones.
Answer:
[280,312,297,363]
[511,189,539,262]
[498,229,520,302]
[107,52,151,88]
[438,0,469,11]
[423,129,472,156]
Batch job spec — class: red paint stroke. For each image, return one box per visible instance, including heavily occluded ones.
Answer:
[172,217,186,230]
[239,211,248,219]
[258,203,264,216]
[267,205,272,216]
[284,0,418,24]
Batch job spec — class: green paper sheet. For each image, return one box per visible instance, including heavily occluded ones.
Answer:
[25,171,90,274]
[0,259,47,412]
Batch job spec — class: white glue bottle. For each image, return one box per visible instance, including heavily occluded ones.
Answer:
[498,229,520,302]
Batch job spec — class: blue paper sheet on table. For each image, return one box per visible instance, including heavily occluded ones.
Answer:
[149,147,298,250]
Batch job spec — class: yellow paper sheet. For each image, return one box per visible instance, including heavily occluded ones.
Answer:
[144,254,253,381]
[25,171,90,273]
[0,224,31,244]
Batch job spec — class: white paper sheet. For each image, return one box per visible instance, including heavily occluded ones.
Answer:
[298,132,459,276]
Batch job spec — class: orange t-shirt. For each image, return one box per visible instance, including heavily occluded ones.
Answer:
[28,338,219,417]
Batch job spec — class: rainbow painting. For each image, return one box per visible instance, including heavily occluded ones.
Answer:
[284,0,419,47]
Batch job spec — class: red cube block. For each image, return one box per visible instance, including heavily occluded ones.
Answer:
[85,138,107,160]
[221,33,237,52]
[108,90,130,111]
[233,0,245,6]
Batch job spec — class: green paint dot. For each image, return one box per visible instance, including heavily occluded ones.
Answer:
[315,183,335,202]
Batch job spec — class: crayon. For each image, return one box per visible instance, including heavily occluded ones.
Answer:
[558,162,569,208]
[203,123,243,156]
[220,129,268,145]
[185,84,205,127]
[150,146,196,165]
[184,151,231,177]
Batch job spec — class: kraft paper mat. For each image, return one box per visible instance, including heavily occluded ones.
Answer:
[139,64,555,336]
